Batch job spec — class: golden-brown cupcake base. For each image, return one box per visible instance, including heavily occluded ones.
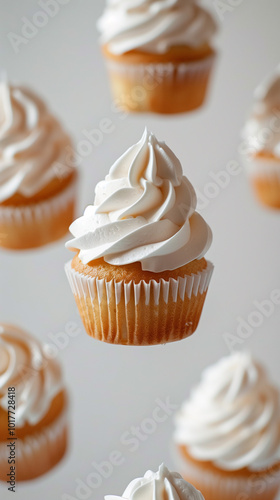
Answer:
[0,391,68,482]
[65,256,213,346]
[244,152,280,209]
[0,172,78,250]
[176,444,280,500]
[251,175,280,209]
[102,44,216,114]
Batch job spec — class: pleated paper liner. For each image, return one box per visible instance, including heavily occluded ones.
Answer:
[0,407,68,482]
[0,174,78,250]
[173,444,280,500]
[65,260,214,346]
[105,53,216,114]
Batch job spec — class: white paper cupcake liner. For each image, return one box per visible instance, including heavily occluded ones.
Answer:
[65,260,214,345]
[106,54,216,85]
[0,408,68,481]
[0,176,77,226]
[65,260,213,306]
[173,444,280,500]
[105,52,216,113]
[0,175,78,249]
[243,155,280,181]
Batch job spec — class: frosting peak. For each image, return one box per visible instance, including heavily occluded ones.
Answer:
[174,352,280,471]
[97,0,217,55]
[0,324,63,427]
[105,464,204,500]
[66,129,212,272]
[0,81,73,203]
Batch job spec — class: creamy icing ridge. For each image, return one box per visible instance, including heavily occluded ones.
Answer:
[0,81,73,203]
[242,65,280,158]
[66,129,212,273]
[105,463,205,500]
[174,352,280,471]
[0,324,63,427]
[97,0,217,55]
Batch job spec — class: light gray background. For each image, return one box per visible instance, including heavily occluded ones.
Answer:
[0,0,280,498]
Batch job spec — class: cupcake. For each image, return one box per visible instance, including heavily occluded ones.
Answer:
[174,352,280,500]
[97,0,217,114]
[65,129,213,346]
[0,80,78,250]
[105,463,205,500]
[241,66,280,209]
[0,324,68,481]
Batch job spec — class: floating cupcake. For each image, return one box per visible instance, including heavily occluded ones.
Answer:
[97,0,217,114]
[65,129,213,345]
[174,352,280,500]
[0,324,69,481]
[0,80,78,250]
[105,464,205,500]
[242,66,280,209]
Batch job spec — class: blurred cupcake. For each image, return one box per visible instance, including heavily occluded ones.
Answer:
[0,80,78,250]
[242,66,280,209]
[0,324,68,481]
[174,352,280,500]
[105,463,205,500]
[65,129,213,346]
[97,0,217,114]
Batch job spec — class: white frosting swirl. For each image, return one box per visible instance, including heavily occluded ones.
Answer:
[66,129,212,272]
[0,81,73,203]
[0,324,64,427]
[174,352,280,471]
[105,464,204,500]
[242,66,280,158]
[97,0,217,55]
